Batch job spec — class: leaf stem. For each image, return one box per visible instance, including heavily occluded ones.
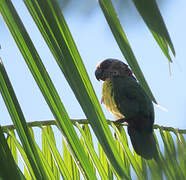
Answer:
[1,119,186,134]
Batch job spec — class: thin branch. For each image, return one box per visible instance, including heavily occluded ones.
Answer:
[1,119,186,134]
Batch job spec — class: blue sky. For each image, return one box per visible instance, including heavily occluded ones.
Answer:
[0,0,186,155]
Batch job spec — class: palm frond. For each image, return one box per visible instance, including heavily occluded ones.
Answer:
[2,121,186,179]
[0,0,184,179]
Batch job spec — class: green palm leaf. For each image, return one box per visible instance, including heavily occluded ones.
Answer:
[0,0,185,180]
[0,1,97,179]
[0,127,25,180]
[23,0,129,178]
[132,0,175,61]
[0,59,48,179]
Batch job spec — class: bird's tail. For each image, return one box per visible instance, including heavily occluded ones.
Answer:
[128,127,158,159]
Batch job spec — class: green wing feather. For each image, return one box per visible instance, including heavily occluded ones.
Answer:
[112,76,154,121]
[102,76,157,159]
[112,76,157,159]
[102,75,154,131]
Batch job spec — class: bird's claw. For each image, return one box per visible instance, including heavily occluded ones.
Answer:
[114,118,128,126]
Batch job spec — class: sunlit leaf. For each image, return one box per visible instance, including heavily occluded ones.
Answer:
[23,0,129,178]
[7,130,17,164]
[132,0,175,61]
[76,123,109,180]
[63,138,80,180]
[114,127,131,178]
[146,132,163,180]
[42,126,60,179]
[8,131,36,180]
[177,133,186,178]
[133,151,147,180]
[160,129,185,180]
[29,128,57,180]
[0,127,25,180]
[111,123,144,179]
[98,143,113,179]
[0,57,47,179]
[0,1,97,179]
[0,0,184,179]
[80,125,95,175]
[42,127,72,179]
[98,0,157,103]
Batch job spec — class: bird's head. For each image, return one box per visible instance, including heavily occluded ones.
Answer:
[95,58,134,81]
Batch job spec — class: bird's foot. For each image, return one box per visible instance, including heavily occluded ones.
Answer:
[114,118,128,126]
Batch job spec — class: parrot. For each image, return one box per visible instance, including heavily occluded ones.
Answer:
[95,58,157,159]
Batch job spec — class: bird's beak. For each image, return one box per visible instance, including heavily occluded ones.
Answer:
[95,68,102,81]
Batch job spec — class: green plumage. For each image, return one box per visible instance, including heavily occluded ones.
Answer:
[95,59,158,159]
[102,76,157,159]
[103,76,154,123]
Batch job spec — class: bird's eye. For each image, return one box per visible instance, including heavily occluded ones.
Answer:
[112,71,118,75]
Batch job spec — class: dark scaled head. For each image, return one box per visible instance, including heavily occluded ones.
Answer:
[95,58,134,81]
